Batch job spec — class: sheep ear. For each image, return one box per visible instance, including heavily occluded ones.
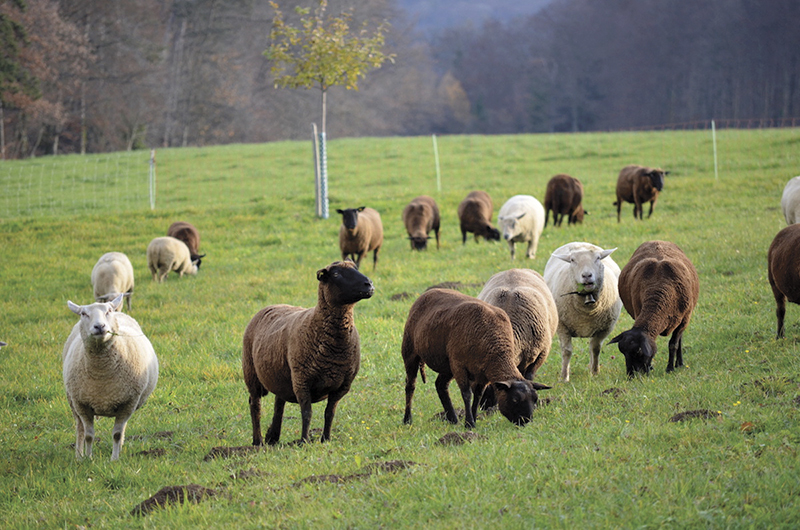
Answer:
[664,171,670,176]
[599,248,617,260]
[110,293,124,311]
[608,333,623,344]
[336,209,344,214]
[493,381,513,391]
[316,268,328,282]
[552,253,571,263]
[67,301,82,315]
[356,206,366,212]
[532,382,551,391]
[515,212,526,220]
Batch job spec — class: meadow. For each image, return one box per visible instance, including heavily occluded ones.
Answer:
[1,128,799,528]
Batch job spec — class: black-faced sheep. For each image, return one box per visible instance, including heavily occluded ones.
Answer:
[780,176,800,224]
[167,221,205,269]
[63,294,159,460]
[477,268,558,408]
[614,165,668,222]
[768,224,800,338]
[242,261,374,445]
[457,190,500,244]
[335,206,384,270]
[401,288,551,429]
[497,195,546,260]
[91,252,134,311]
[146,236,199,282]
[402,195,441,250]
[609,240,700,377]
[543,242,623,381]
[544,174,587,227]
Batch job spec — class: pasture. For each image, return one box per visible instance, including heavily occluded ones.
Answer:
[1,129,799,528]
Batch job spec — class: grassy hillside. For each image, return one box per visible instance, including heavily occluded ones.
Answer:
[1,129,799,528]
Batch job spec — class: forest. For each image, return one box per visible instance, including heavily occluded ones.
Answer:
[0,0,798,157]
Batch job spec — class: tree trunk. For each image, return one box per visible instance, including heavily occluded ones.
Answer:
[321,87,327,134]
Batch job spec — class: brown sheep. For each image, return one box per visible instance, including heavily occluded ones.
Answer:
[167,221,205,269]
[614,165,668,222]
[335,206,383,270]
[544,174,587,227]
[402,195,441,250]
[768,224,800,338]
[457,190,500,244]
[242,261,374,445]
[401,288,551,429]
[609,240,699,377]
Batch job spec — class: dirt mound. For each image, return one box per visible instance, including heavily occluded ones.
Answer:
[669,409,721,422]
[131,484,217,516]
[436,432,486,446]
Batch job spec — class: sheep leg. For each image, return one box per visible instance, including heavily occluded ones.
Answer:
[770,280,787,339]
[249,393,264,446]
[110,415,130,461]
[589,335,604,375]
[507,240,516,260]
[297,396,314,444]
[82,415,96,459]
[615,199,622,223]
[460,384,477,430]
[372,248,379,270]
[434,373,459,424]
[647,200,655,218]
[71,406,85,458]
[403,357,419,425]
[321,388,349,442]
[557,331,574,381]
[667,329,685,372]
[264,397,286,446]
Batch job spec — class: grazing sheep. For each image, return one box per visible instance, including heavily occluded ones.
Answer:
[543,242,623,381]
[242,261,374,445]
[768,224,800,339]
[497,195,545,260]
[402,288,551,429]
[335,206,384,270]
[0,341,6,348]
[146,236,199,282]
[167,221,205,269]
[614,165,668,222]
[780,176,800,224]
[91,252,134,311]
[63,294,159,460]
[457,190,500,244]
[609,240,700,377]
[477,268,558,408]
[544,174,587,227]
[402,195,441,250]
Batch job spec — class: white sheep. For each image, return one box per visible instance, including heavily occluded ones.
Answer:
[91,252,134,311]
[146,236,199,282]
[780,176,800,224]
[543,242,623,381]
[63,294,159,460]
[497,195,545,260]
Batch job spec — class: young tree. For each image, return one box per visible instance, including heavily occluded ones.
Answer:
[264,0,394,134]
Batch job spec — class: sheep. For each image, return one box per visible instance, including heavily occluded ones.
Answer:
[457,190,500,244]
[544,174,587,227]
[401,288,551,429]
[0,341,6,348]
[146,236,199,282]
[402,195,440,250]
[768,224,800,339]
[497,194,545,260]
[780,176,800,224]
[477,268,558,408]
[543,242,623,382]
[91,252,134,311]
[614,164,668,222]
[62,294,159,460]
[167,221,205,269]
[608,240,700,377]
[242,261,374,445]
[335,206,384,270]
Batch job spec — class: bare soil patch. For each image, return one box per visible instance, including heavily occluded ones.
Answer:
[669,409,721,422]
[131,484,217,516]
[436,432,486,446]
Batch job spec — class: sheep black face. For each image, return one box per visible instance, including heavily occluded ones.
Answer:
[317,261,374,305]
[493,380,551,426]
[608,329,656,377]
[409,236,430,250]
[485,226,501,241]
[648,170,667,192]
[192,253,206,270]
[336,207,365,233]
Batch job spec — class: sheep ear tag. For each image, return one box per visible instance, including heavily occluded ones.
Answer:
[316,269,328,282]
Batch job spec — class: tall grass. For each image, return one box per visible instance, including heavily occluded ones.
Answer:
[1,129,799,528]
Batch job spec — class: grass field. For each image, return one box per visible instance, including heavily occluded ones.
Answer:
[1,128,800,528]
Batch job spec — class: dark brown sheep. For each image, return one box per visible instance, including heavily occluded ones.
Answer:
[242,261,374,445]
[768,224,800,338]
[614,165,668,222]
[457,190,500,244]
[335,206,383,270]
[167,221,205,269]
[402,195,441,250]
[401,288,551,429]
[609,240,699,377]
[544,174,587,227]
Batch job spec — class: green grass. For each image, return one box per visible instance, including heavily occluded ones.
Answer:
[1,129,800,528]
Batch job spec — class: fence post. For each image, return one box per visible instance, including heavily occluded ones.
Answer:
[319,130,328,219]
[711,120,718,181]
[149,149,156,209]
[312,123,322,217]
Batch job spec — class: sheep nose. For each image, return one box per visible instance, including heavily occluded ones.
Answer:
[92,323,107,335]
[581,272,594,283]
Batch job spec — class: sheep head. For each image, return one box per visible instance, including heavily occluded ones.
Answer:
[646,168,667,192]
[552,247,616,304]
[499,212,526,241]
[608,328,656,377]
[336,207,365,232]
[493,380,551,426]
[67,294,125,346]
[408,235,431,250]
[484,225,501,241]
[316,261,374,305]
